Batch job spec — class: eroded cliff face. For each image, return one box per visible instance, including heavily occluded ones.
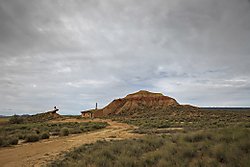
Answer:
[101,90,180,116]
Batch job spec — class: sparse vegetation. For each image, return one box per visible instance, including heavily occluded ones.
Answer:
[44,106,250,166]
[9,114,24,124]
[70,128,82,134]
[40,132,50,139]
[60,127,69,136]
[0,118,109,147]
[1,105,250,166]
[49,126,250,166]
[0,137,8,147]
[8,137,19,145]
[25,134,40,142]
[110,105,250,132]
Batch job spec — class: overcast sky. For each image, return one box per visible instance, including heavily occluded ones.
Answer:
[1,0,250,115]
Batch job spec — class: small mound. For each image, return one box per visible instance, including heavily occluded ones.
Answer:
[26,109,62,123]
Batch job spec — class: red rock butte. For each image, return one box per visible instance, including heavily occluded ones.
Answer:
[85,90,180,117]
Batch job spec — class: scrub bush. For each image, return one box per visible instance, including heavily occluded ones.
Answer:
[8,137,19,145]
[40,132,50,139]
[9,114,24,124]
[0,137,7,147]
[60,128,69,136]
[25,134,40,142]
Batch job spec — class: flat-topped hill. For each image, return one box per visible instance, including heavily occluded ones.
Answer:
[100,90,180,116]
[124,90,165,98]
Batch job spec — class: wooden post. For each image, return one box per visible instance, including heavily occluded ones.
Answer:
[96,103,97,110]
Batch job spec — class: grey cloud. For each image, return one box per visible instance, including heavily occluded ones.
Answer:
[0,0,250,115]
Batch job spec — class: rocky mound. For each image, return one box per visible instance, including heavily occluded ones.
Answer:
[26,109,62,123]
[101,90,180,116]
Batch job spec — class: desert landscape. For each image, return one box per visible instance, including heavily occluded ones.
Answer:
[0,90,250,166]
[1,0,250,166]
[0,118,142,166]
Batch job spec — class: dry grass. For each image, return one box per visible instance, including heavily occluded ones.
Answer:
[0,120,109,146]
[48,126,250,166]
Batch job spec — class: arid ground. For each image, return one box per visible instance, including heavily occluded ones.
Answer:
[0,119,142,167]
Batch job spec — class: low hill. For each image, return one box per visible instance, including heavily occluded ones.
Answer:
[26,109,62,123]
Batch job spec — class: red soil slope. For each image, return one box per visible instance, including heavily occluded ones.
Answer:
[97,90,180,116]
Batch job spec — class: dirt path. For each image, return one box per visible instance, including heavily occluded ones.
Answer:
[0,119,143,167]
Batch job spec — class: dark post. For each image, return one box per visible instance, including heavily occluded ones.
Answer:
[96,103,97,110]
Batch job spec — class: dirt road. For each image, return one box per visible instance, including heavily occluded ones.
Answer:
[0,119,143,167]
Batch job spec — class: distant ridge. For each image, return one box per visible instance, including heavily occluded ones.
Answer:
[201,107,250,111]
[0,115,9,118]
[0,114,30,118]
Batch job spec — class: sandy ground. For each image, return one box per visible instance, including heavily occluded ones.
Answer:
[0,119,143,167]
[0,118,9,123]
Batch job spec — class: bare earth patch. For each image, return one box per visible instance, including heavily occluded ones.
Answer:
[0,118,9,123]
[0,119,143,167]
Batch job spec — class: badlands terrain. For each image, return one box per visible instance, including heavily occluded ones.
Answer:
[0,90,250,166]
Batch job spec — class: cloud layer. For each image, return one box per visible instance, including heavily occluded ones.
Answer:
[1,0,250,115]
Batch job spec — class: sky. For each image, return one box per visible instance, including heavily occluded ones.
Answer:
[1,0,250,115]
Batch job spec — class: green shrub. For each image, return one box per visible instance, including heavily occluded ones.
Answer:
[244,122,250,128]
[157,159,171,167]
[53,127,61,132]
[110,144,122,155]
[40,132,50,139]
[19,125,27,129]
[33,128,40,134]
[115,156,136,166]
[212,144,228,163]
[192,133,204,142]
[142,151,162,166]
[217,123,225,127]
[0,137,7,147]
[25,134,40,142]
[16,132,25,139]
[60,128,69,136]
[8,137,19,145]
[189,157,219,167]
[237,139,250,154]
[183,132,204,142]
[9,114,24,124]
[101,148,116,160]
[183,135,193,142]
[93,156,112,166]
[181,145,197,158]
[79,126,86,132]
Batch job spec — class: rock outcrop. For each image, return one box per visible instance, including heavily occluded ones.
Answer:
[46,109,59,114]
[26,109,62,122]
[98,90,180,116]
